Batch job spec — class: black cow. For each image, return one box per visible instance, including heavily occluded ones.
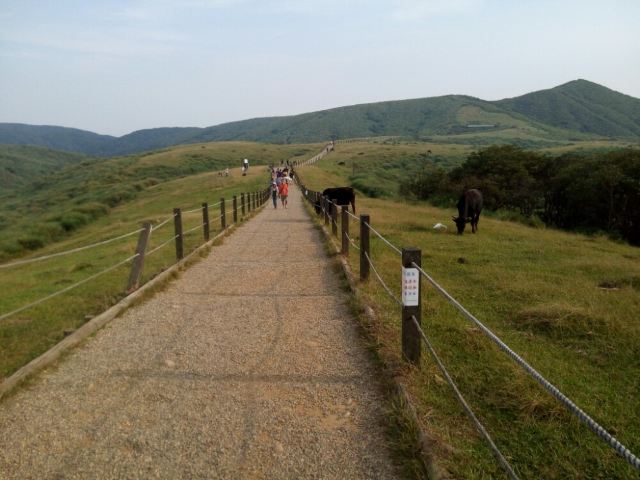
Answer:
[314,187,356,214]
[453,189,483,234]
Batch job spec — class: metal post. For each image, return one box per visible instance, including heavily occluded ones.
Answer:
[402,247,422,365]
[173,208,183,260]
[126,222,152,292]
[202,203,210,241]
[341,206,349,256]
[233,196,238,223]
[220,198,226,230]
[360,214,370,281]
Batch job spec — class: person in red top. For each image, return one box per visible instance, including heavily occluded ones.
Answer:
[278,178,289,209]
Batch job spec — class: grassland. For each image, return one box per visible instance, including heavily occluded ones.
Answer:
[0,141,317,382]
[297,155,640,478]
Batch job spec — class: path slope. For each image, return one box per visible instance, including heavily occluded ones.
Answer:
[0,187,399,479]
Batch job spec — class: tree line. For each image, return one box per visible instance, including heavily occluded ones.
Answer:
[400,145,640,245]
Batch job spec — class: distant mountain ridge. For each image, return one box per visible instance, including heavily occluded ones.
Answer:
[1,80,638,156]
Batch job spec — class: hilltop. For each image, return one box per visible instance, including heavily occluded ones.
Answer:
[1,80,639,156]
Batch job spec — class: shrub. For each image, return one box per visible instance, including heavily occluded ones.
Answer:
[17,235,44,250]
[58,211,90,232]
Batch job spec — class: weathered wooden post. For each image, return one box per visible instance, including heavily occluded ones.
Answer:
[402,247,422,365]
[126,222,152,292]
[360,214,370,281]
[202,202,210,241]
[331,202,338,237]
[252,191,256,210]
[323,197,329,226]
[241,193,246,216]
[173,208,184,260]
[220,198,226,230]
[233,195,238,223]
[341,206,349,256]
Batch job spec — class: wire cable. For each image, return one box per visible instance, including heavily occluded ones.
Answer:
[0,228,144,270]
[411,316,520,480]
[0,254,139,322]
[411,262,640,471]
[364,251,402,305]
[363,221,402,256]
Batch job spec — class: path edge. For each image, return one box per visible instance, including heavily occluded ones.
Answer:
[300,196,445,480]
[0,205,265,401]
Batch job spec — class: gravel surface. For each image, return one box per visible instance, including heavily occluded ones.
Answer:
[0,187,400,479]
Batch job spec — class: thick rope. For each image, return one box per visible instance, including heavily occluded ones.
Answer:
[0,228,144,270]
[411,316,520,479]
[364,251,402,305]
[411,262,640,471]
[0,254,139,322]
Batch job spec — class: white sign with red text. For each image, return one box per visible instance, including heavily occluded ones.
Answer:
[402,267,419,306]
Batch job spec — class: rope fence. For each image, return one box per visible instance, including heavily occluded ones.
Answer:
[0,227,144,269]
[295,173,640,474]
[0,253,139,322]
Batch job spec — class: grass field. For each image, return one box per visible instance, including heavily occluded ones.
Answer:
[297,156,640,478]
[0,142,304,383]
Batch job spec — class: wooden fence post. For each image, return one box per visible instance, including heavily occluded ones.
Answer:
[220,198,226,230]
[241,193,246,216]
[126,222,152,292]
[173,208,183,260]
[360,214,370,281]
[331,202,338,237]
[402,247,422,365]
[233,196,238,223]
[323,197,329,226]
[341,206,349,256]
[202,203,210,241]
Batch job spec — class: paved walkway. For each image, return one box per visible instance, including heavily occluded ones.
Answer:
[0,187,400,479]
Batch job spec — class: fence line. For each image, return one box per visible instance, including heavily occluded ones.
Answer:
[411,315,520,480]
[147,235,180,257]
[364,251,401,305]
[296,175,640,473]
[409,261,640,470]
[0,228,144,270]
[152,215,175,232]
[0,254,139,322]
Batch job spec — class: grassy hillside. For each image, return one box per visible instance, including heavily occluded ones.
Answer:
[0,142,318,261]
[2,80,638,155]
[0,144,93,189]
[297,159,639,478]
[0,139,320,381]
[497,79,640,138]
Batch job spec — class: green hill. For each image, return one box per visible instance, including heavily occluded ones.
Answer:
[0,145,93,189]
[0,141,317,260]
[1,80,639,155]
[496,79,640,138]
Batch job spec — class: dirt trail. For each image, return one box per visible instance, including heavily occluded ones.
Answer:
[0,187,400,479]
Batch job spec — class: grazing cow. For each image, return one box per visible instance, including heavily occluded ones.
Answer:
[314,187,356,214]
[453,189,483,234]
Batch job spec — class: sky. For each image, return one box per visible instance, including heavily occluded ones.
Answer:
[1,0,639,137]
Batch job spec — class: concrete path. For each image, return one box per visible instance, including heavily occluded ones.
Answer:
[0,187,400,479]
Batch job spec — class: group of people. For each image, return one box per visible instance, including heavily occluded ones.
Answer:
[270,167,294,209]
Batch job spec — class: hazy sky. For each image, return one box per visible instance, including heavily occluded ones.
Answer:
[1,0,639,136]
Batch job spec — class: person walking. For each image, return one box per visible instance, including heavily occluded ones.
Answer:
[278,177,289,209]
[270,180,278,209]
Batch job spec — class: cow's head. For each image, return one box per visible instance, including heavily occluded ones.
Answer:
[452,216,468,234]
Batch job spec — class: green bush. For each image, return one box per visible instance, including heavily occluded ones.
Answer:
[76,202,109,220]
[17,235,44,251]
[58,211,91,232]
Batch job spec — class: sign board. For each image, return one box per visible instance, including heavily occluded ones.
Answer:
[402,267,419,306]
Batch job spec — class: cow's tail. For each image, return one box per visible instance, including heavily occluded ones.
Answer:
[351,194,356,214]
